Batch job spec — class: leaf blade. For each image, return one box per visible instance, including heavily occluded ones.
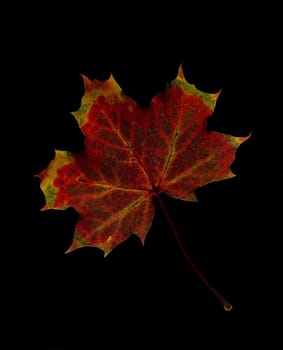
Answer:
[38,64,249,254]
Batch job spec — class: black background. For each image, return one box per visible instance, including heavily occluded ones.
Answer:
[22,6,283,350]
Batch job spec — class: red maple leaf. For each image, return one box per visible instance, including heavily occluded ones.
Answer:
[38,64,248,310]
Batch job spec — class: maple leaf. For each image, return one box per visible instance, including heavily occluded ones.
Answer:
[38,64,249,310]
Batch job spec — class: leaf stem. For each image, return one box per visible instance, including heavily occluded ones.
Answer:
[155,193,232,312]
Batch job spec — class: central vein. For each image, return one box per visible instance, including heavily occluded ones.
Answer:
[156,110,182,190]
[104,108,154,190]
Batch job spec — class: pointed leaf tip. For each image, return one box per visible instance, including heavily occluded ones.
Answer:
[177,64,185,80]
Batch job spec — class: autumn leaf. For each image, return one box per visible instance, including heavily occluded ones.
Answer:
[39,64,248,252]
[38,64,248,310]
